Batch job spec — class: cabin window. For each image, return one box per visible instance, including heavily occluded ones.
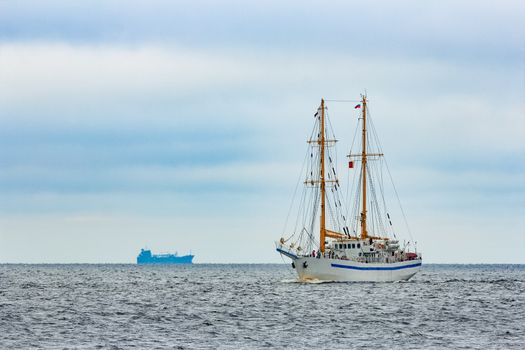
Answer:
[352,244,355,249]
[343,244,347,249]
[357,243,361,249]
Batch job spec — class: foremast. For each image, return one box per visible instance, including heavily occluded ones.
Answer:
[317,98,348,253]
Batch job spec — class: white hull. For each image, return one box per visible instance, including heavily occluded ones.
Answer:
[286,255,421,282]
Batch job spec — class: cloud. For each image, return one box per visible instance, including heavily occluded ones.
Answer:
[1,0,523,63]
[0,44,267,123]
[1,42,523,200]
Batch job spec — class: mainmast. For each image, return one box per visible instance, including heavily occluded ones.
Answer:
[347,94,384,241]
[360,95,368,240]
[319,98,327,253]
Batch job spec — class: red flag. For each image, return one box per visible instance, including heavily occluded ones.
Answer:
[354,104,361,109]
[348,161,354,168]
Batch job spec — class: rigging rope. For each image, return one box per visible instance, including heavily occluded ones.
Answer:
[281,98,414,255]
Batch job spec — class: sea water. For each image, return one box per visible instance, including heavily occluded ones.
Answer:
[0,264,523,349]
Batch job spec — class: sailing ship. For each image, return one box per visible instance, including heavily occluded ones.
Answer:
[276,95,422,282]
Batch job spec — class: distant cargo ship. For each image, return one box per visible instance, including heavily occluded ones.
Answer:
[136,248,194,264]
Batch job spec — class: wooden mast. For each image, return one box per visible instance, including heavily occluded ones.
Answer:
[360,95,368,240]
[320,98,327,253]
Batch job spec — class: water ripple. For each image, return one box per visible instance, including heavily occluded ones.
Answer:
[0,264,524,349]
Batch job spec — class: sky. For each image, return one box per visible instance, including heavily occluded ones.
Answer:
[0,0,524,263]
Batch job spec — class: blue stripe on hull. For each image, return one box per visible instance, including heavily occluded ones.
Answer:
[275,248,298,260]
[331,262,422,271]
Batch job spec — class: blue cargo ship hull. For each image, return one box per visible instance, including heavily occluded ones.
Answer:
[137,249,194,264]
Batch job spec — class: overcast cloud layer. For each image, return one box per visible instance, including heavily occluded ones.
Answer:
[0,0,524,263]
